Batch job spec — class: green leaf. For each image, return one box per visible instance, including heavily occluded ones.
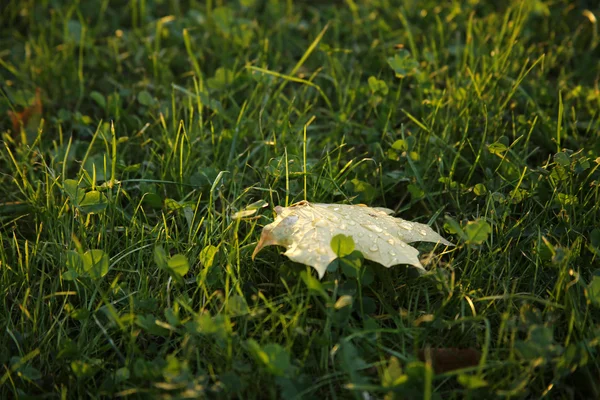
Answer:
[509,188,529,203]
[165,308,180,327]
[473,183,487,196]
[247,341,294,377]
[10,357,42,381]
[360,296,377,315]
[197,91,225,115]
[18,364,42,381]
[553,151,571,167]
[529,325,553,347]
[115,367,130,383]
[207,67,235,90]
[350,178,376,203]
[276,375,309,399]
[154,246,168,269]
[81,249,109,279]
[464,220,492,244]
[142,193,162,209]
[590,229,600,249]
[227,294,250,316]
[137,90,155,106]
[90,91,106,108]
[443,216,466,239]
[64,179,85,205]
[334,295,354,309]
[587,271,600,307]
[65,250,84,275]
[382,357,408,387]
[574,157,591,174]
[407,184,425,200]
[331,234,355,257]
[71,360,100,378]
[487,142,508,155]
[164,198,182,210]
[556,193,578,206]
[82,152,112,182]
[79,191,108,214]
[200,245,219,268]
[167,254,190,277]
[62,269,79,281]
[186,313,223,336]
[358,263,374,286]
[135,314,170,337]
[300,271,329,300]
[339,251,364,278]
[367,76,389,95]
[550,165,569,181]
[515,324,557,362]
[220,371,243,392]
[387,50,419,78]
[338,341,368,372]
[391,139,408,151]
[457,374,487,389]
[70,308,90,321]
[212,6,234,34]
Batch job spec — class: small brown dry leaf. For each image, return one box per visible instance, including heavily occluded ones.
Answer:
[252,201,453,278]
[418,347,482,373]
[8,88,43,132]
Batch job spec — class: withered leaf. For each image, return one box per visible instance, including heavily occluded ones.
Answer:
[252,201,453,278]
[8,88,43,132]
[418,347,482,373]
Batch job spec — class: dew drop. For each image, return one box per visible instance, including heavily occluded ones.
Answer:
[369,244,379,252]
[368,233,375,239]
[315,219,328,227]
[282,215,299,226]
[392,258,398,264]
[399,242,406,248]
[399,221,413,230]
[348,220,356,226]
[339,223,347,230]
[333,207,340,211]
[387,238,395,245]
[365,224,384,233]
[419,229,427,236]
[357,232,364,238]
[389,251,396,256]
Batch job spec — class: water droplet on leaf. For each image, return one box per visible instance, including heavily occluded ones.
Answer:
[400,221,413,230]
[315,219,328,227]
[366,224,384,233]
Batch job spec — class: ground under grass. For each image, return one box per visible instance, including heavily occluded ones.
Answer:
[1,0,600,398]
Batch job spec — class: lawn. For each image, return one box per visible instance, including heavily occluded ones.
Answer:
[1,0,600,398]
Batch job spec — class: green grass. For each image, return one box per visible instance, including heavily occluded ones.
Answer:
[1,0,600,398]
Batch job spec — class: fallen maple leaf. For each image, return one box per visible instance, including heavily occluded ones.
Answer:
[8,88,43,132]
[252,201,454,278]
